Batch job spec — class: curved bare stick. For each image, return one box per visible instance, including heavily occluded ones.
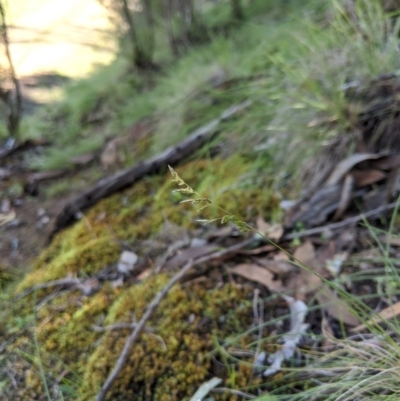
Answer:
[94,236,254,401]
[94,259,192,401]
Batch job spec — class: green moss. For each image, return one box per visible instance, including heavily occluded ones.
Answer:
[0,263,13,286]
[16,238,120,291]
[5,155,281,400]
[17,155,279,294]
[37,286,117,372]
[79,276,254,401]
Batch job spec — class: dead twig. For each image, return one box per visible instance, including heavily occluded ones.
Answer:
[93,322,166,350]
[331,175,354,221]
[94,236,254,401]
[253,289,264,361]
[16,278,82,299]
[94,259,194,401]
[15,278,84,300]
[153,238,190,274]
[35,289,66,311]
[284,201,399,240]
[249,288,264,384]
[37,369,70,401]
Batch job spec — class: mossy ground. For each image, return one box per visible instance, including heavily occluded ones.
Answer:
[16,155,278,290]
[79,277,256,401]
[1,155,280,400]
[3,1,399,400]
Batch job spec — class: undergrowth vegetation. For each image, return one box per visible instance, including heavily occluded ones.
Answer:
[169,154,400,401]
[18,0,400,190]
[0,157,279,400]
[17,0,330,176]
[3,0,400,400]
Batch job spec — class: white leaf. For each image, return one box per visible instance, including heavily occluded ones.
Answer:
[117,250,138,273]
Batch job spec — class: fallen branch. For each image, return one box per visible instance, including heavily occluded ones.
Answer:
[94,236,254,401]
[94,259,193,401]
[15,278,84,300]
[0,138,49,159]
[51,100,251,238]
[153,238,190,274]
[283,201,399,241]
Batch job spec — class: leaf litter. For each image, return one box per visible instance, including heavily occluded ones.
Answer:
[8,72,400,400]
[173,74,400,385]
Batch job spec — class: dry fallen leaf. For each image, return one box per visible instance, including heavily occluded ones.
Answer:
[316,286,359,327]
[286,241,325,300]
[293,240,316,267]
[236,244,276,255]
[351,301,400,333]
[190,377,222,401]
[321,317,336,349]
[351,169,386,187]
[163,245,218,270]
[362,190,387,212]
[256,216,284,241]
[256,258,296,275]
[229,264,283,292]
[370,153,400,170]
[0,209,16,226]
[136,268,152,281]
[285,271,321,301]
[326,153,383,186]
[80,278,101,296]
[69,153,96,166]
[316,241,335,262]
[380,235,400,247]
[205,225,234,240]
[29,170,65,181]
[335,229,356,252]
[274,251,290,261]
[101,140,119,169]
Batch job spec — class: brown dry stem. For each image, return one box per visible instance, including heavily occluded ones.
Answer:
[94,236,254,401]
[284,201,399,240]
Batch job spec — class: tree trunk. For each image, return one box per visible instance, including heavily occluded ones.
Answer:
[120,0,154,68]
[163,0,180,57]
[176,0,191,48]
[0,1,21,136]
[230,0,245,21]
[142,0,155,60]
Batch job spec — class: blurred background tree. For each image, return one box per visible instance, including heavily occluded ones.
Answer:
[98,0,244,69]
[0,0,21,136]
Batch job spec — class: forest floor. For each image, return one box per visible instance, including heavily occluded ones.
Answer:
[2,1,400,400]
[1,0,116,273]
